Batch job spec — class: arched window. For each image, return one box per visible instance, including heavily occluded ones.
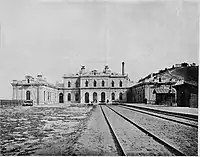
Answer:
[102,80,105,87]
[101,92,105,102]
[68,93,71,101]
[68,81,71,87]
[93,92,97,103]
[111,93,115,100]
[59,93,64,103]
[26,91,30,100]
[27,79,30,83]
[85,80,88,87]
[119,80,122,87]
[119,92,123,101]
[111,80,114,87]
[94,80,97,87]
[85,92,89,103]
[75,93,79,101]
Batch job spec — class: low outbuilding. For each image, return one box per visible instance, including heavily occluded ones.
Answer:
[173,80,198,108]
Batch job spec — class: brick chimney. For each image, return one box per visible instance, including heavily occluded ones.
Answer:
[122,62,124,75]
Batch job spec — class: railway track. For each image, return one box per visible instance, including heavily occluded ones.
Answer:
[121,104,197,122]
[117,105,198,128]
[100,104,187,156]
[100,105,126,156]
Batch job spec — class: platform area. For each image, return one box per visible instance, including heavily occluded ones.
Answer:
[123,103,198,117]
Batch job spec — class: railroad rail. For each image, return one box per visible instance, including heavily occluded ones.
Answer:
[100,105,126,156]
[102,104,187,156]
[117,105,198,128]
[120,104,198,122]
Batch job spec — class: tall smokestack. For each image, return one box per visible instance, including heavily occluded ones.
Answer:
[122,62,124,75]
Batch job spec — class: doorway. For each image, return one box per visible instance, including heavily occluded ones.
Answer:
[85,92,89,103]
[93,92,97,103]
[59,93,64,103]
[101,92,105,102]
[111,93,115,101]
[26,91,30,100]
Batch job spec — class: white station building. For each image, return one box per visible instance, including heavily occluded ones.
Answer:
[11,62,133,104]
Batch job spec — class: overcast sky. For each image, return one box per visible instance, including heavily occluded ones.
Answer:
[0,0,198,99]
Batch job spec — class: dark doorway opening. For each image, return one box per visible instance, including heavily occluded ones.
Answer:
[119,93,123,101]
[180,91,187,107]
[101,92,105,102]
[111,93,115,101]
[59,93,64,103]
[68,93,71,101]
[85,92,89,103]
[93,92,97,103]
[75,93,79,102]
[26,91,30,100]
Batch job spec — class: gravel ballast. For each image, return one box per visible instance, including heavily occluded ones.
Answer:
[111,105,198,156]
[121,105,198,127]
[72,105,118,156]
[102,105,176,156]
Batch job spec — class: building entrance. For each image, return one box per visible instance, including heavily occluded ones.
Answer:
[85,92,89,103]
[59,93,64,103]
[93,92,97,103]
[26,91,30,100]
[101,92,105,102]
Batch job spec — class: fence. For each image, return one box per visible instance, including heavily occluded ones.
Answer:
[0,100,24,107]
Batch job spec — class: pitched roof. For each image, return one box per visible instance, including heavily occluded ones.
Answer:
[173,80,198,87]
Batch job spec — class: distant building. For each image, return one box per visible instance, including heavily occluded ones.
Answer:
[127,64,198,107]
[11,62,133,104]
[11,75,58,105]
[173,80,198,108]
[127,82,176,105]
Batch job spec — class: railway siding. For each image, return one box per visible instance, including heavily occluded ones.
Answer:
[122,104,198,120]
[119,105,198,128]
[101,105,176,156]
[111,105,198,156]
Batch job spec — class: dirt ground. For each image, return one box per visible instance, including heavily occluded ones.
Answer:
[0,104,93,156]
[73,105,118,156]
[1,103,197,156]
